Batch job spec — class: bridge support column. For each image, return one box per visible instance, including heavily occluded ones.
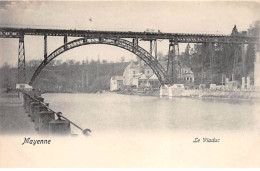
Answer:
[18,35,26,84]
[64,35,68,50]
[44,35,47,60]
[132,38,138,53]
[154,40,157,59]
[167,41,179,84]
[150,40,153,55]
[233,44,239,79]
[208,42,214,83]
[241,43,247,77]
[233,43,247,79]
[149,40,158,59]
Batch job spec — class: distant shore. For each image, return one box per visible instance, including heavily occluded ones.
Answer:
[8,88,258,101]
[112,88,260,101]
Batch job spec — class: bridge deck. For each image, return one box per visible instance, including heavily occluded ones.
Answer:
[0,27,258,44]
[0,92,36,135]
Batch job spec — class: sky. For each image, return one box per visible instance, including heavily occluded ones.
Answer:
[0,1,260,66]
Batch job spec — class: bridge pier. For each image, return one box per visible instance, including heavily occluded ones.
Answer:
[208,42,214,83]
[167,41,179,84]
[64,35,68,50]
[44,35,47,61]
[233,43,247,79]
[241,43,247,77]
[18,35,26,84]
[149,40,158,59]
[132,38,138,53]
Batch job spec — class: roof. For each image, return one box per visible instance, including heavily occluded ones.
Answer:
[111,76,123,80]
[142,63,152,69]
[148,74,159,80]
[126,61,138,69]
[133,73,144,79]
[139,74,148,80]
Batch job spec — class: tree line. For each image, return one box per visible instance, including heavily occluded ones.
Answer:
[0,59,129,93]
[172,22,259,85]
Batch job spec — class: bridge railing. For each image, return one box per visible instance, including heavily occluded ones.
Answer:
[19,90,91,136]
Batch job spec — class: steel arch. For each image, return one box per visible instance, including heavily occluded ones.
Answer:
[30,37,170,85]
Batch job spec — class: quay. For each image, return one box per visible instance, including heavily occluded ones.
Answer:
[0,90,90,136]
[0,92,36,135]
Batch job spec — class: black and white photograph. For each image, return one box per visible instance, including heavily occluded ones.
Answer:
[0,0,260,168]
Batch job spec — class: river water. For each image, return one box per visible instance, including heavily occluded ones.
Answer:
[42,93,258,134]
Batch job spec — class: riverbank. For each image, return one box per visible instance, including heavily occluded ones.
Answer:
[38,87,260,101]
[112,88,260,101]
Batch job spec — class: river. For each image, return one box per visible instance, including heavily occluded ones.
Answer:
[42,93,258,134]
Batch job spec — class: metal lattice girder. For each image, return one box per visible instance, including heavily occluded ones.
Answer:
[30,37,170,86]
[0,27,259,44]
[18,35,26,83]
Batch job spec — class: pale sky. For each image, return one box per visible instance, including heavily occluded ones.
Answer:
[0,1,260,66]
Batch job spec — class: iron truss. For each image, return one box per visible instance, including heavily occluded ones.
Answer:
[30,37,170,85]
[0,27,259,44]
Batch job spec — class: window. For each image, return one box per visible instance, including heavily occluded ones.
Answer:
[133,71,135,75]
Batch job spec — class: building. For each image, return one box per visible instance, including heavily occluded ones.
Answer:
[110,59,195,91]
[110,76,123,91]
[122,60,160,89]
[122,61,140,87]
[180,65,195,83]
[158,61,195,84]
[148,74,160,88]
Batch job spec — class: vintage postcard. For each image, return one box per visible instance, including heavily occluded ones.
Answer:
[0,0,260,168]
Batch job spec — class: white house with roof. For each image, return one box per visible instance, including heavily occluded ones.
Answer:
[110,59,195,91]
[122,61,140,86]
[110,76,124,91]
[180,65,194,83]
[138,73,149,87]
[122,61,161,88]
